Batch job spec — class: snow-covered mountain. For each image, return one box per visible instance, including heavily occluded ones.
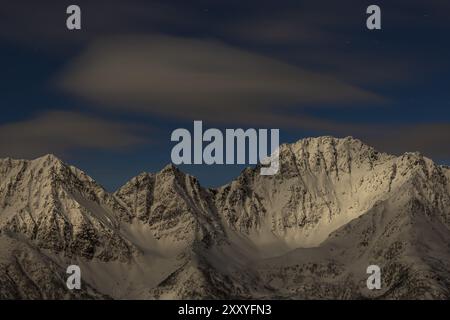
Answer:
[0,136,449,299]
[0,155,134,261]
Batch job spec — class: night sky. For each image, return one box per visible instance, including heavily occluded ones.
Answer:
[1,0,449,190]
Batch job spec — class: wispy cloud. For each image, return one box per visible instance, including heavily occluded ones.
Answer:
[0,111,147,158]
[59,35,382,125]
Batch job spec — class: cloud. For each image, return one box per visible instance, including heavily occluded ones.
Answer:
[0,111,147,158]
[58,35,382,125]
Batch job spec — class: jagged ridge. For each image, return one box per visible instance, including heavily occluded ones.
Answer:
[0,136,449,299]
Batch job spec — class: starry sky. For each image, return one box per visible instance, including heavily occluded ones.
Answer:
[0,0,449,190]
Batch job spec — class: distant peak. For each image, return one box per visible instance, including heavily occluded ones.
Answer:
[26,154,67,172]
[35,153,61,161]
[289,135,373,153]
[158,164,199,183]
[161,163,181,174]
[0,153,66,169]
[295,135,363,145]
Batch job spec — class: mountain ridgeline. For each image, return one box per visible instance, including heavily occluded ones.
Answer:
[1,136,450,299]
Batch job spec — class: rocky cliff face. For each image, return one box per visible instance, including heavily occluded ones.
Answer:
[115,164,226,248]
[256,176,450,299]
[215,137,450,250]
[0,155,134,262]
[0,136,449,299]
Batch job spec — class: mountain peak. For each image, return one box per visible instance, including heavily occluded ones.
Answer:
[158,163,196,183]
[38,153,60,161]
[32,153,65,168]
[291,135,373,151]
[160,163,181,174]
